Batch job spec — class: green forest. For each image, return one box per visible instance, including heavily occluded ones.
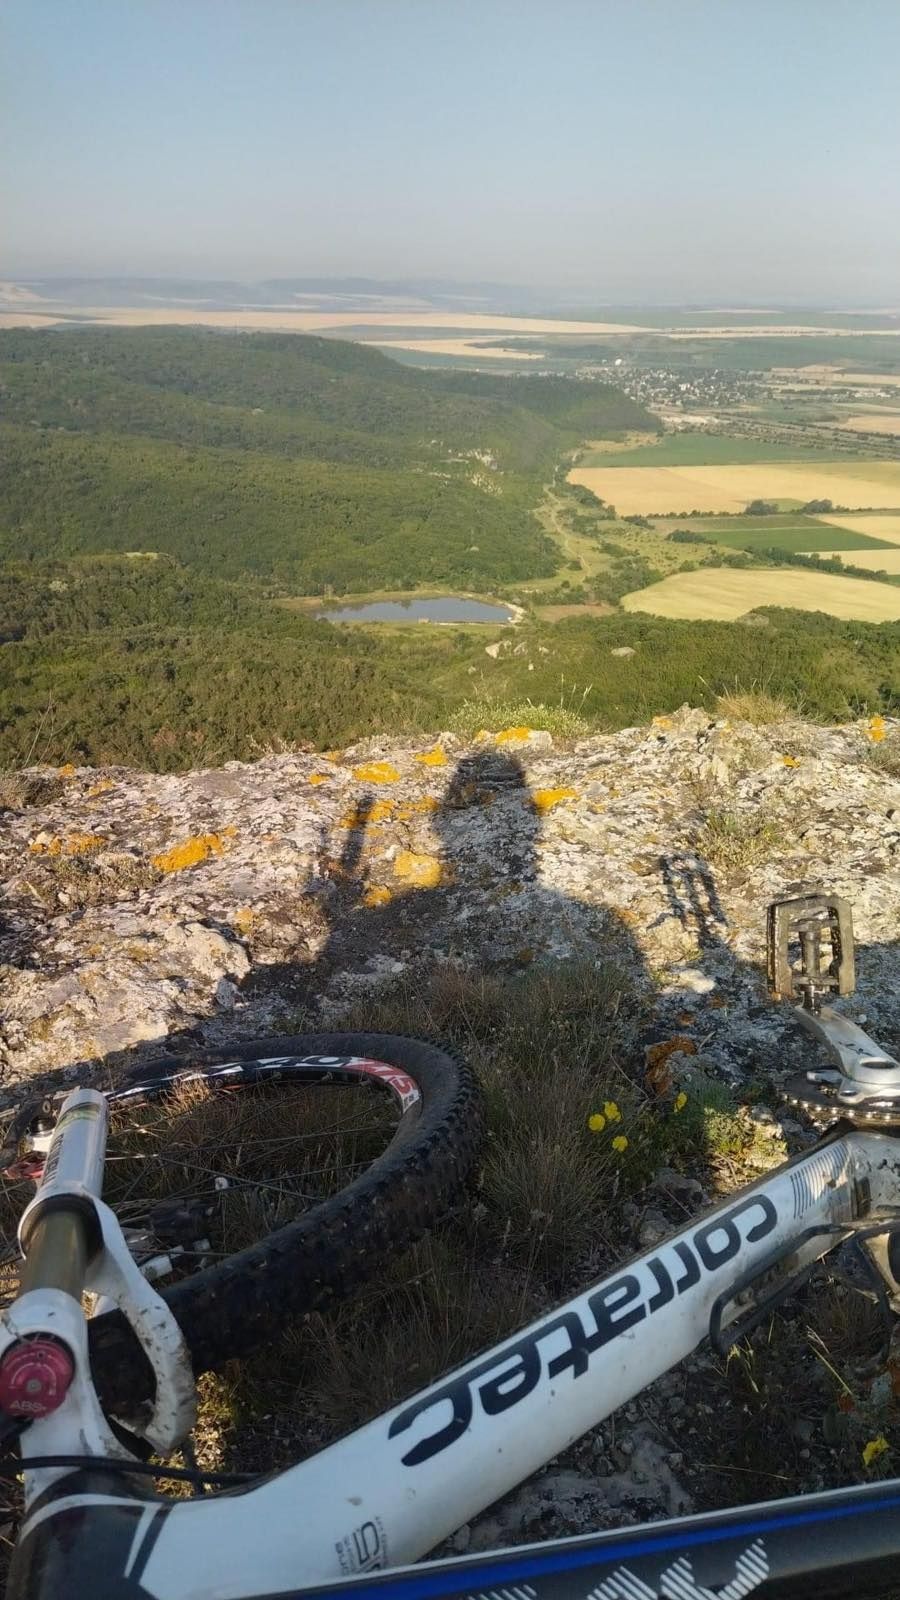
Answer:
[0,327,655,593]
[3,327,900,773]
[3,555,900,771]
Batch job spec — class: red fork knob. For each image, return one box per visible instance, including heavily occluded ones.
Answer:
[0,1337,75,1418]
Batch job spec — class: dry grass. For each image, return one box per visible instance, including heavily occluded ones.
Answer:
[569,462,900,517]
[715,686,793,724]
[621,567,900,622]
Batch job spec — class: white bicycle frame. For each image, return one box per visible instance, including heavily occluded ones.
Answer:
[4,1085,900,1600]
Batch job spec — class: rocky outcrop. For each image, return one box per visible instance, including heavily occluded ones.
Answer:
[2,709,899,1089]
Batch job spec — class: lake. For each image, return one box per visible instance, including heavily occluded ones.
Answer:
[319,596,514,624]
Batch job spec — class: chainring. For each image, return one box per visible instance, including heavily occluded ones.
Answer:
[784,1071,900,1128]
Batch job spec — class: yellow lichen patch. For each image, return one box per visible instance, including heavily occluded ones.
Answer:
[394,796,439,821]
[307,773,331,786]
[87,778,115,798]
[30,832,107,858]
[152,832,235,874]
[58,763,77,779]
[415,747,448,768]
[338,798,395,828]
[323,750,343,763]
[651,716,673,731]
[233,907,256,935]
[363,884,393,908]
[495,726,533,746]
[393,851,444,888]
[532,786,577,813]
[867,715,887,743]
[352,762,401,784]
[781,755,802,767]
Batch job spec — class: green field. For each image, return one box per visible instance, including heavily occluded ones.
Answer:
[581,433,858,468]
[664,514,895,555]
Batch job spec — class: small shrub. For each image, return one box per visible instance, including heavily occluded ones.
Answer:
[867,734,900,779]
[697,807,781,875]
[449,697,591,740]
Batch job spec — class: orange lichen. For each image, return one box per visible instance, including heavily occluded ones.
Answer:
[352,762,401,783]
[532,786,577,812]
[152,832,235,874]
[307,773,330,786]
[87,778,115,797]
[867,715,887,743]
[233,908,256,935]
[495,726,533,745]
[30,832,107,858]
[362,884,393,908]
[394,796,438,821]
[393,851,444,888]
[58,763,77,779]
[338,799,395,828]
[415,747,448,767]
[652,715,673,730]
[781,755,802,767]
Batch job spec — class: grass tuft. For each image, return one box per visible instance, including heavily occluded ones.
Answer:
[714,685,793,725]
[449,696,591,741]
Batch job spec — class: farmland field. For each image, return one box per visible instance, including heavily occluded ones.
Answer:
[580,434,834,468]
[666,515,893,554]
[815,513,900,545]
[568,461,900,517]
[812,548,900,572]
[622,567,900,622]
[837,413,900,435]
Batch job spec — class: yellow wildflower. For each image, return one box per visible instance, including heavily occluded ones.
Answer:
[862,1436,889,1469]
[603,1100,621,1123]
[611,1135,629,1154]
[587,1113,606,1133]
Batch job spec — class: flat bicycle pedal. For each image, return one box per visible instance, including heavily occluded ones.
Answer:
[766,893,855,1011]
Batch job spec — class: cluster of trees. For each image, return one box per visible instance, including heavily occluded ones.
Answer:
[4,557,897,772]
[0,327,656,595]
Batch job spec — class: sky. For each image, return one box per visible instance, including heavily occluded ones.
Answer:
[4,0,900,305]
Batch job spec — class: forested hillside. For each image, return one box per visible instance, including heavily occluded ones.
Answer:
[0,328,655,592]
[3,555,899,771]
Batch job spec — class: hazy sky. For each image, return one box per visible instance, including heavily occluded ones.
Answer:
[5,0,899,304]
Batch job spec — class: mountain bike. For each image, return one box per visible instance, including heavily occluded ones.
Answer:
[0,895,899,1599]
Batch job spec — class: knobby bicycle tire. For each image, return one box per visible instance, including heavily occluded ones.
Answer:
[87,1032,482,1417]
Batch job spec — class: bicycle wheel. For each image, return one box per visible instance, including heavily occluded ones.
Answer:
[0,1032,482,1419]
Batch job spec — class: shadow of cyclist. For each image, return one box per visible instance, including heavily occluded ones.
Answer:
[245,747,648,1022]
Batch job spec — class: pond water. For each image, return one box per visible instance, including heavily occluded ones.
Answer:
[319,596,514,624]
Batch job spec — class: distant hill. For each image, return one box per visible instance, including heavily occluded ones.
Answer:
[0,327,656,592]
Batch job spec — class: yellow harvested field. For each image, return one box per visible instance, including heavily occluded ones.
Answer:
[816,514,900,545]
[368,338,541,360]
[777,368,900,388]
[836,413,900,435]
[802,548,900,572]
[622,567,900,622]
[0,307,647,336]
[568,462,900,516]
